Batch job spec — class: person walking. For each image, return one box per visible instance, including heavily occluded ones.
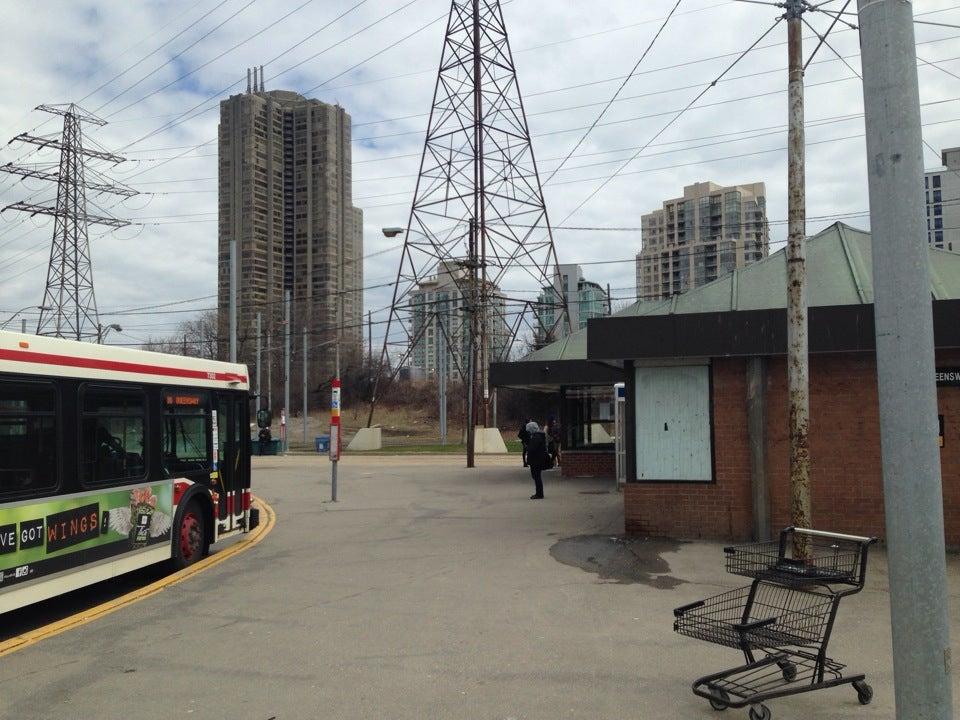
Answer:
[525,421,547,499]
[517,419,531,467]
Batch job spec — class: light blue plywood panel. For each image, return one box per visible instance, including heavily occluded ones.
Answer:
[635,365,711,481]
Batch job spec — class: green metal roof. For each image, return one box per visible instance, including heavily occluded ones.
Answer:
[521,326,589,362]
[621,222,960,317]
[517,222,960,362]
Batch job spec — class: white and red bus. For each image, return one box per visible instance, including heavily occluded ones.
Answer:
[0,330,256,613]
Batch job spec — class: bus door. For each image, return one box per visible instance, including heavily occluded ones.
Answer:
[214,394,249,533]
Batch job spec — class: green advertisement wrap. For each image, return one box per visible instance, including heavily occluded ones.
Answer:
[0,482,173,590]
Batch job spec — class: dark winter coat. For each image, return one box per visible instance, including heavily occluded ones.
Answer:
[526,430,549,470]
[517,425,530,445]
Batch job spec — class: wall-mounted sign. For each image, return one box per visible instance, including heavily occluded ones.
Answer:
[935,368,960,386]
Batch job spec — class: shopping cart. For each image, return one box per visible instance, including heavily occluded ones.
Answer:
[673,527,877,719]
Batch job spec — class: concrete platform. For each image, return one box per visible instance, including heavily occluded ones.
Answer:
[1,455,958,719]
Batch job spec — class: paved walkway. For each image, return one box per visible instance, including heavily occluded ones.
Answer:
[0,455,958,719]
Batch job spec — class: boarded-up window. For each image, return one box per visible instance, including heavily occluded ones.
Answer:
[634,365,712,481]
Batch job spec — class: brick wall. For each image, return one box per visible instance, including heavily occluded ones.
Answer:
[624,350,960,544]
[561,450,615,478]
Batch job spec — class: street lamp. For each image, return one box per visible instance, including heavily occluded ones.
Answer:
[1,305,52,332]
[382,227,405,238]
[97,323,122,344]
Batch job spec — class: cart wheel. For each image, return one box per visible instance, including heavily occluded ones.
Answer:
[777,660,797,682]
[748,705,771,720]
[708,688,730,711]
[853,680,873,706]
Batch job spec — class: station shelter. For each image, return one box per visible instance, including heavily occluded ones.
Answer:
[489,326,623,480]
[585,223,960,543]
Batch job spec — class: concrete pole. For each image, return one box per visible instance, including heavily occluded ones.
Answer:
[20,318,26,334]
[284,290,291,454]
[229,238,238,363]
[858,2,954,717]
[255,313,262,412]
[785,1,811,549]
[302,326,308,446]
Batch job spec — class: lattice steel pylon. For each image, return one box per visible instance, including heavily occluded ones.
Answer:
[1,104,134,341]
[369,0,569,452]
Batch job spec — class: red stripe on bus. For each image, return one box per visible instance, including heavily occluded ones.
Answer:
[0,348,247,384]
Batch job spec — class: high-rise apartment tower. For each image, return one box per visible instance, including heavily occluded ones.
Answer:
[218,71,363,409]
[635,181,768,301]
[925,147,960,252]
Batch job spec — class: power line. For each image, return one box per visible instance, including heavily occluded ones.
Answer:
[541,0,682,186]
[108,0,320,122]
[79,0,236,105]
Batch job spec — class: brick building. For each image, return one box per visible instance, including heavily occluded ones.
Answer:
[588,223,960,544]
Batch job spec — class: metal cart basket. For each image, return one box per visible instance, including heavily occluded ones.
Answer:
[673,527,877,720]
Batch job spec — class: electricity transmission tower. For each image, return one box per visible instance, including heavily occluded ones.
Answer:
[1,104,134,341]
[369,0,568,465]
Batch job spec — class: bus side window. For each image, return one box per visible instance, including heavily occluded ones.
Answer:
[0,379,58,499]
[79,385,147,487]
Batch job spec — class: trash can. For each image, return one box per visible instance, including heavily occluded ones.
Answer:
[315,435,330,453]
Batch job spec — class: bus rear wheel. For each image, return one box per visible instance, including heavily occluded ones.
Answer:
[172,499,206,570]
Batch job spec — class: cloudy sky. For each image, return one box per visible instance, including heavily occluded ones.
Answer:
[0,0,958,350]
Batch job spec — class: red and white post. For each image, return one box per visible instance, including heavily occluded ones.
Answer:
[330,377,341,501]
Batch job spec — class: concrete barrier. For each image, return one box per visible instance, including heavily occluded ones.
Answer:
[475,426,508,454]
[347,427,382,451]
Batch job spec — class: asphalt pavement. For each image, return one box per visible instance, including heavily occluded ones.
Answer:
[0,454,958,719]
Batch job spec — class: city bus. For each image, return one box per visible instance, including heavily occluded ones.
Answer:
[0,330,256,614]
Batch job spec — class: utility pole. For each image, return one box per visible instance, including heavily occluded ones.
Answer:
[367,311,372,368]
[284,289,291,454]
[859,1,954,717]
[229,238,237,363]
[255,313,262,411]
[606,283,612,316]
[785,0,811,548]
[466,218,478,468]
[302,326,308,446]
[20,318,26,334]
[471,0,490,430]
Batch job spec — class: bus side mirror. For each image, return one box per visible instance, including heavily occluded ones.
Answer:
[256,409,273,429]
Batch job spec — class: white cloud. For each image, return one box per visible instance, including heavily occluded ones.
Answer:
[0,0,957,345]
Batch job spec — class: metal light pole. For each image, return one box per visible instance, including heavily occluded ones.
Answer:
[1,305,51,331]
[229,238,238,363]
[859,1,954,717]
[438,315,448,445]
[302,326,308,446]
[785,0,812,547]
[283,289,291,454]
[97,323,122,345]
[255,313,262,411]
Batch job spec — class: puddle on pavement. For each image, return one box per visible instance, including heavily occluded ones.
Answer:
[549,534,686,588]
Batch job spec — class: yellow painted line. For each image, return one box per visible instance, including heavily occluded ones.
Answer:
[0,496,276,659]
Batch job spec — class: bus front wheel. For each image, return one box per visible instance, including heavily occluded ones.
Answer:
[172,499,207,570]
